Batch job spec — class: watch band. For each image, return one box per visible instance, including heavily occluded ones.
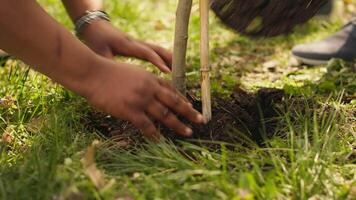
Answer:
[74,10,110,36]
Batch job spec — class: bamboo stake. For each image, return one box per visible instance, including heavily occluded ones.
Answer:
[172,0,193,95]
[200,0,212,121]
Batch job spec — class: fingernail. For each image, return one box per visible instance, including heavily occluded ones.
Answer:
[185,127,193,136]
[203,118,209,125]
[196,114,204,123]
[163,66,171,73]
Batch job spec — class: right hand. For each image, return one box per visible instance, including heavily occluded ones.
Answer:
[84,58,204,140]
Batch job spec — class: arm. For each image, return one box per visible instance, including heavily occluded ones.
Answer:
[62,0,103,21]
[61,0,173,73]
[0,0,203,139]
[0,0,96,96]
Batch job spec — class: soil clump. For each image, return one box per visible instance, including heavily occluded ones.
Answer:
[86,87,285,146]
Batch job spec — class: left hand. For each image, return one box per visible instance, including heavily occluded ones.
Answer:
[80,20,172,73]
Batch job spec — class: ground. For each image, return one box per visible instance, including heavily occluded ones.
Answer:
[0,0,355,199]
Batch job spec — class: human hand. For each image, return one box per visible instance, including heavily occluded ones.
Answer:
[83,57,204,140]
[80,20,172,73]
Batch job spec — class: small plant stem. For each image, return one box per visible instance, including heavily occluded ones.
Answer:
[200,0,212,121]
[172,0,193,95]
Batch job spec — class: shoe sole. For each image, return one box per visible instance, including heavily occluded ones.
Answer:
[293,55,329,66]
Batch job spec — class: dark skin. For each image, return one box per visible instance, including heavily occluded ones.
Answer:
[62,0,172,73]
[81,20,173,73]
[0,0,204,140]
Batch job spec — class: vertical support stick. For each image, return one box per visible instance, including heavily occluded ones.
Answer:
[172,0,193,95]
[200,0,212,121]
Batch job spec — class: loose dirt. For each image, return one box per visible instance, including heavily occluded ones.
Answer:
[86,87,285,146]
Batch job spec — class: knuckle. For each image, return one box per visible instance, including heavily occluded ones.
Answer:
[137,118,149,127]
[164,113,178,125]
[172,93,181,105]
[141,123,158,138]
[140,46,154,58]
[160,110,172,122]
[131,116,148,128]
[160,89,179,105]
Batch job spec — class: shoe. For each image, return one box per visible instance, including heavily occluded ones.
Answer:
[0,49,9,60]
[292,19,356,65]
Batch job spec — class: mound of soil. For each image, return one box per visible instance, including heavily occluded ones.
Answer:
[86,87,285,146]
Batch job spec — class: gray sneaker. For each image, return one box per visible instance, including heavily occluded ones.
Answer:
[292,19,356,65]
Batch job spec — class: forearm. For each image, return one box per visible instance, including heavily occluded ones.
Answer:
[0,0,98,97]
[62,0,103,22]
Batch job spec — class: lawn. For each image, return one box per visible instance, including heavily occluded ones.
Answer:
[0,0,355,199]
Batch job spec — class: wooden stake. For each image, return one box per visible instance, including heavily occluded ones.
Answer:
[172,0,193,95]
[200,0,212,122]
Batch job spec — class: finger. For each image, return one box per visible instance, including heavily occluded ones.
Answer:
[156,87,204,124]
[134,42,171,73]
[131,113,161,140]
[143,42,173,68]
[147,101,193,137]
[157,78,190,104]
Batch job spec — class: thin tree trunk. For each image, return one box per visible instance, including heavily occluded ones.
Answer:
[172,0,193,95]
[200,0,212,121]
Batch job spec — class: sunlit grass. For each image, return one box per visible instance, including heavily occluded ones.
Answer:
[0,0,355,199]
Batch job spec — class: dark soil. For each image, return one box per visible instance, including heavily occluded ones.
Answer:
[86,87,285,146]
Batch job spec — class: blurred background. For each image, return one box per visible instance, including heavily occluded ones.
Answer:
[317,0,355,21]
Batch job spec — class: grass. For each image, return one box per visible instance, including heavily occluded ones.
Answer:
[0,0,355,199]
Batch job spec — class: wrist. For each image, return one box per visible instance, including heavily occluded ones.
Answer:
[72,55,118,100]
[74,10,110,37]
[80,19,110,40]
[50,50,101,99]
